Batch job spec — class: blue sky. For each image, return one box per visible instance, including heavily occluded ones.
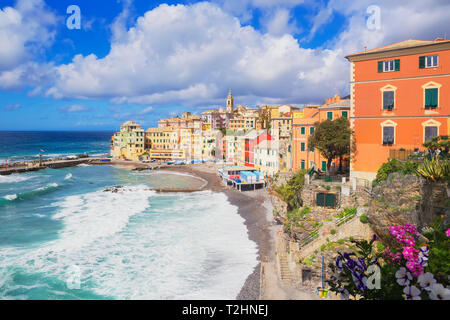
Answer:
[0,0,448,130]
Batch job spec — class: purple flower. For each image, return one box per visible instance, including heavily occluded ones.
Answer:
[352,272,367,292]
[355,258,366,272]
[336,256,343,270]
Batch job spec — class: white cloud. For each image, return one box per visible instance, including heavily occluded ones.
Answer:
[2,0,449,109]
[263,8,299,36]
[60,104,90,113]
[311,0,450,54]
[0,0,57,89]
[46,2,347,106]
[138,106,154,115]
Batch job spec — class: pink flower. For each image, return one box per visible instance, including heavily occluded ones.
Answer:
[445,228,450,237]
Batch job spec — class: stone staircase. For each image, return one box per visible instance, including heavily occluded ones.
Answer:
[277,246,295,284]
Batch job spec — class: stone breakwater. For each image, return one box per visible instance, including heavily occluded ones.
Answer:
[0,158,99,176]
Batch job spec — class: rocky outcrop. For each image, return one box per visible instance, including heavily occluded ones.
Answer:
[103,185,124,193]
[366,172,449,243]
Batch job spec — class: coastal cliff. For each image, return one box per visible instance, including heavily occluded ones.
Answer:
[366,172,450,243]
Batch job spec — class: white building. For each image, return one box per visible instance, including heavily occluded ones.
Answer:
[254,139,280,177]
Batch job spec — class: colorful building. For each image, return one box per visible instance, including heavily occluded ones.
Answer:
[158,112,202,129]
[292,106,320,171]
[346,38,450,181]
[254,139,280,177]
[292,96,350,172]
[145,127,185,160]
[111,121,146,161]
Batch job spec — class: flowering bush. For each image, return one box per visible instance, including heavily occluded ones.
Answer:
[327,218,449,300]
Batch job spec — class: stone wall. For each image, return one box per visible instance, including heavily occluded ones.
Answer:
[301,182,371,210]
[366,172,450,243]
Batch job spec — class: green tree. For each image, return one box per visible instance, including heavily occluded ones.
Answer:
[275,169,306,210]
[308,117,353,173]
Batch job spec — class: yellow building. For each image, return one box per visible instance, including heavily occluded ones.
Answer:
[201,130,220,161]
[145,127,185,160]
[111,121,146,161]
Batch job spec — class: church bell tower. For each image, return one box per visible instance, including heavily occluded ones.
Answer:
[226,90,234,113]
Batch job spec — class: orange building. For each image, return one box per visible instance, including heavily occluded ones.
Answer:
[346,39,450,181]
[292,96,350,172]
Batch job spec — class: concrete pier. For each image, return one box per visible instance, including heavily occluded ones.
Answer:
[0,158,101,175]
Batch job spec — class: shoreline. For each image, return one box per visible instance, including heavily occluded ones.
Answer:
[3,159,316,300]
[157,164,273,300]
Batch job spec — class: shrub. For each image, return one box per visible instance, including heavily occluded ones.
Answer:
[373,159,419,186]
[330,229,336,235]
[416,157,450,183]
[274,170,307,210]
[300,206,311,216]
[359,214,369,224]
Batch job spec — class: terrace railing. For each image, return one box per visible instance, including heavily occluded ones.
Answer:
[298,228,320,249]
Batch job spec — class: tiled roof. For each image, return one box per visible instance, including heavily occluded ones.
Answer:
[346,39,450,57]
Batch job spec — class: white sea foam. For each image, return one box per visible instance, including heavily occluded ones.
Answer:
[36,183,58,191]
[0,175,35,184]
[3,194,17,201]
[0,188,258,300]
[77,164,90,167]
[64,173,72,180]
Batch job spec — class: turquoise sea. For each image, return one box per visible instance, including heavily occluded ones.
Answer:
[0,164,258,299]
[0,131,114,163]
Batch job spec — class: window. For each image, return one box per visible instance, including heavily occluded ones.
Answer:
[419,55,438,68]
[301,142,305,151]
[310,127,315,135]
[341,111,348,119]
[424,88,438,109]
[378,59,400,72]
[424,126,438,142]
[321,161,327,172]
[327,112,333,120]
[301,127,305,135]
[383,126,395,145]
[383,91,395,110]
[301,160,305,169]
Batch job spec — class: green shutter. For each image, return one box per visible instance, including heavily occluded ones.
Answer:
[342,111,348,119]
[394,59,400,71]
[425,88,438,108]
[301,161,305,169]
[419,56,425,69]
[378,61,383,73]
[316,193,325,207]
[321,161,327,171]
[325,194,335,207]
[301,127,305,134]
[301,142,305,151]
[431,88,438,107]
[310,127,314,134]
[327,112,333,120]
